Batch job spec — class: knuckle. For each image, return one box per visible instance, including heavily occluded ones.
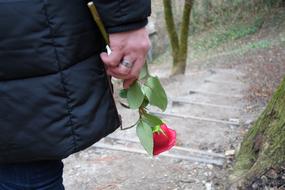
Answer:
[140,41,151,51]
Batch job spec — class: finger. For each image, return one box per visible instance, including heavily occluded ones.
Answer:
[100,50,123,67]
[129,56,145,79]
[107,69,129,80]
[107,67,136,88]
[111,56,135,76]
[123,78,137,89]
[119,58,134,70]
[122,57,145,89]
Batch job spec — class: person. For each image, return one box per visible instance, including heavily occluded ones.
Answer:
[0,0,151,189]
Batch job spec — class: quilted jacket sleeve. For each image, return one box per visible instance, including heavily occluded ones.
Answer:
[92,0,151,33]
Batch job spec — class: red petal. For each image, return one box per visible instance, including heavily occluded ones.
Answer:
[153,124,176,156]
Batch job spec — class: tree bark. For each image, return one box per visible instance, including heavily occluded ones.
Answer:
[231,76,285,187]
[163,0,193,76]
[163,0,179,60]
[202,0,209,25]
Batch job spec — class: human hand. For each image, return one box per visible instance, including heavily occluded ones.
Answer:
[100,27,151,89]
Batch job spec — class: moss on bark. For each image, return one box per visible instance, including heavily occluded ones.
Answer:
[232,76,285,186]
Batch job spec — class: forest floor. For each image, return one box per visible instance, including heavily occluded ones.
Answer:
[62,8,285,190]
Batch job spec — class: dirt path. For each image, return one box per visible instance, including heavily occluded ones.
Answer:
[62,9,285,189]
[62,66,249,190]
[60,7,285,190]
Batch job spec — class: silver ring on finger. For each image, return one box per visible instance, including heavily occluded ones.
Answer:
[120,59,134,69]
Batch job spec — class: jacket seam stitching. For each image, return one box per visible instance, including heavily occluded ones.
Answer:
[42,1,77,152]
[0,53,101,82]
[102,69,122,128]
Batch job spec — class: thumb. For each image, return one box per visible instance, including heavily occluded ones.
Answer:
[100,50,122,67]
[100,52,109,63]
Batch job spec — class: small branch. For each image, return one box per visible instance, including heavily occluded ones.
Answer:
[120,123,137,130]
[87,2,109,44]
[119,101,130,109]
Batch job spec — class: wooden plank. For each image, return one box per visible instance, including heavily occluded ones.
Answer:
[189,90,243,98]
[204,79,243,85]
[105,137,225,159]
[150,111,240,126]
[93,143,225,166]
[174,146,225,158]
[170,97,241,110]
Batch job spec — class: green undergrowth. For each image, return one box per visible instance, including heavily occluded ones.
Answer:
[188,9,285,61]
[152,7,285,67]
[191,17,264,51]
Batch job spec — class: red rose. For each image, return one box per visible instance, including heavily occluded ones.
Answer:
[153,124,176,156]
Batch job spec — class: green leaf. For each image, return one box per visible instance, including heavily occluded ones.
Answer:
[142,76,168,111]
[142,113,163,127]
[139,62,150,80]
[119,89,128,99]
[136,120,153,156]
[127,82,145,109]
[141,97,149,108]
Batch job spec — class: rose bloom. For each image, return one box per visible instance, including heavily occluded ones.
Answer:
[153,124,176,155]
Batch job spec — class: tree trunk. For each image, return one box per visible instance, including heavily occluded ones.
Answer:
[163,0,179,60]
[231,76,285,187]
[163,0,193,76]
[202,0,209,25]
[171,59,187,75]
[172,0,192,76]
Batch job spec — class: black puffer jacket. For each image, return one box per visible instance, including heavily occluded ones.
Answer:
[0,0,150,163]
